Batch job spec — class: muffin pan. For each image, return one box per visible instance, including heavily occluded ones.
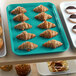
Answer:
[6,2,69,55]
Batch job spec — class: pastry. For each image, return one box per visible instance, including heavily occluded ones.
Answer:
[14,22,32,30]
[48,60,69,72]
[18,41,38,51]
[0,26,3,35]
[69,14,76,23]
[11,6,27,14]
[33,5,48,12]
[15,64,31,76]
[35,12,52,21]
[0,15,1,22]
[66,6,76,14]
[40,29,58,38]
[0,38,3,49]
[72,25,76,33]
[38,21,56,29]
[16,31,36,40]
[13,13,29,22]
[43,40,63,48]
[0,65,13,71]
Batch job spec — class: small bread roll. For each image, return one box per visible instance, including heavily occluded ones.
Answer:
[0,26,3,35]
[0,38,3,49]
[15,64,31,76]
[0,65,13,71]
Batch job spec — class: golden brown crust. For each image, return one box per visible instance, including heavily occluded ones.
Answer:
[0,65,13,71]
[40,29,58,38]
[33,5,48,12]
[38,21,56,29]
[15,64,31,76]
[11,6,27,14]
[35,12,52,21]
[0,26,3,35]
[14,22,32,30]
[0,38,3,49]
[43,40,63,48]
[48,61,68,72]
[13,13,29,22]
[18,41,38,51]
[16,31,36,40]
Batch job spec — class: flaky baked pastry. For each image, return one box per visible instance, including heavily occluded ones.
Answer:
[14,22,32,30]
[15,64,31,76]
[40,29,58,38]
[48,61,69,72]
[0,38,3,49]
[35,12,52,21]
[0,65,13,71]
[43,40,63,48]
[18,41,38,51]
[38,21,56,29]
[16,31,36,40]
[13,13,29,22]
[11,6,27,14]
[0,26,3,35]
[33,5,48,12]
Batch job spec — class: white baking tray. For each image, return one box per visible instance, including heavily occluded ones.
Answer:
[36,60,76,76]
[0,9,6,57]
[60,1,76,48]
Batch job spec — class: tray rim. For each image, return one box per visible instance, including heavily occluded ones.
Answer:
[0,9,7,57]
[6,2,69,55]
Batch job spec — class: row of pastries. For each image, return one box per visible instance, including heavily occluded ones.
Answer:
[11,5,63,51]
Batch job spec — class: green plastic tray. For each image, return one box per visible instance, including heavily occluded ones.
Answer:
[6,2,69,55]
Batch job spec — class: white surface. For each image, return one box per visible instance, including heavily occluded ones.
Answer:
[0,9,6,57]
[66,9,76,14]
[36,60,76,76]
[60,1,76,48]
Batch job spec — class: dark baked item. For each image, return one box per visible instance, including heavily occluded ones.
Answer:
[43,40,63,48]
[16,31,36,40]
[0,65,13,71]
[72,25,76,33]
[0,38,3,49]
[11,6,27,14]
[40,29,58,38]
[69,14,76,23]
[13,13,29,22]
[65,6,76,14]
[48,61,69,72]
[15,64,31,76]
[38,21,56,29]
[14,22,32,30]
[18,41,38,51]
[35,12,52,21]
[33,5,48,12]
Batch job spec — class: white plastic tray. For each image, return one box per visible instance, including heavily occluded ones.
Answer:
[0,9,6,57]
[60,1,76,48]
[36,60,76,76]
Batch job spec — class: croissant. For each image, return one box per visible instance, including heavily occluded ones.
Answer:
[16,31,36,40]
[11,6,27,14]
[43,40,63,48]
[14,22,32,30]
[35,12,52,21]
[18,41,38,51]
[33,5,48,12]
[38,21,56,29]
[13,13,29,22]
[40,29,58,38]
